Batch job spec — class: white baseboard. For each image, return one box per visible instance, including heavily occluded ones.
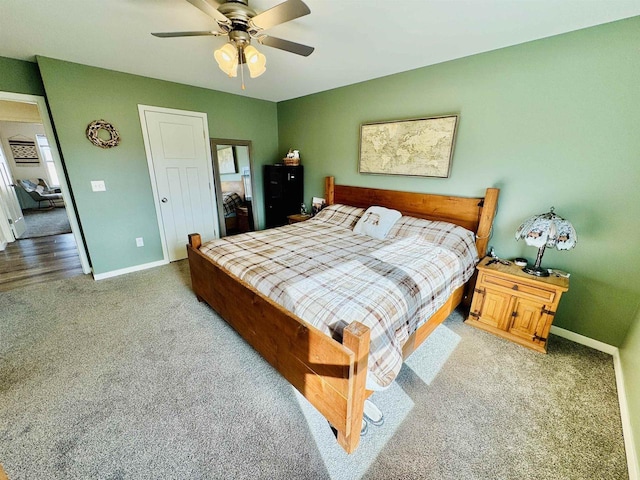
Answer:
[0,240,7,251]
[550,325,618,355]
[551,326,638,480]
[613,351,639,480]
[92,259,168,281]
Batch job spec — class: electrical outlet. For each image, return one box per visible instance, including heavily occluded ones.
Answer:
[91,180,106,192]
[136,237,144,247]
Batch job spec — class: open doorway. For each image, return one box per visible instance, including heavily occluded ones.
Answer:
[0,92,90,291]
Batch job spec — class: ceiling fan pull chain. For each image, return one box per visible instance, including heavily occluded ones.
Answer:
[240,47,246,90]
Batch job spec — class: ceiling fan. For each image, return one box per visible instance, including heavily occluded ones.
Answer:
[152,0,314,83]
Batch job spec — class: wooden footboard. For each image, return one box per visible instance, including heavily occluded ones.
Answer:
[187,234,369,453]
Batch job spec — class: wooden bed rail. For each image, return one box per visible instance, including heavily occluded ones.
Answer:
[187,234,370,453]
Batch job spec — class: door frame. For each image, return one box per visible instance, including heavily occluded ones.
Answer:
[0,140,25,244]
[0,145,14,247]
[0,91,91,274]
[138,104,219,263]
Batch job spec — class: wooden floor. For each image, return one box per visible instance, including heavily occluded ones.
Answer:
[0,233,84,292]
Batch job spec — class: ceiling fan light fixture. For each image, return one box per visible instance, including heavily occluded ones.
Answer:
[244,45,267,78]
[226,62,239,77]
[214,42,239,76]
[248,61,266,78]
[244,45,260,64]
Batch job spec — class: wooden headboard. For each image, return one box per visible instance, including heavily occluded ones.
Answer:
[324,176,499,257]
[220,180,245,199]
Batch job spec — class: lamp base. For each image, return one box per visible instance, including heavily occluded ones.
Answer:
[522,265,549,277]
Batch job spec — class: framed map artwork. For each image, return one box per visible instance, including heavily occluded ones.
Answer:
[359,115,459,178]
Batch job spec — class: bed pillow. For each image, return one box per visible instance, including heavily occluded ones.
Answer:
[312,204,365,229]
[387,216,479,264]
[353,206,402,239]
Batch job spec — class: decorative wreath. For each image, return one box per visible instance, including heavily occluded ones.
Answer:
[86,119,120,149]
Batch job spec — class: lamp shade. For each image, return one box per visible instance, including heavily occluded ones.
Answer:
[244,45,267,78]
[214,43,238,77]
[515,207,577,250]
[515,207,576,276]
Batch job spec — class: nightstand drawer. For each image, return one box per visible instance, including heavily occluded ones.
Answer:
[483,274,556,302]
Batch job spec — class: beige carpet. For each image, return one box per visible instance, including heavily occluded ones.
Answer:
[0,261,628,479]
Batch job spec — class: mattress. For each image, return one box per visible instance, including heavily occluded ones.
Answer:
[199,205,478,389]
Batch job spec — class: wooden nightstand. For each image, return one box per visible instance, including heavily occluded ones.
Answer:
[287,214,312,224]
[236,205,250,233]
[466,256,569,353]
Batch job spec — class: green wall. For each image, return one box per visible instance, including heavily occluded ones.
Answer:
[620,307,640,470]
[1,20,638,465]
[0,56,45,96]
[278,16,640,348]
[37,57,278,275]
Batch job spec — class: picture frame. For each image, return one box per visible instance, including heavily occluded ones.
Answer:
[9,139,40,165]
[217,145,237,175]
[359,114,459,178]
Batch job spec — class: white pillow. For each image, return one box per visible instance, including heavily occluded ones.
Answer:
[353,206,402,239]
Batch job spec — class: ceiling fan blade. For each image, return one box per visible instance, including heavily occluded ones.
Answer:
[186,0,231,29]
[152,30,220,38]
[250,0,310,31]
[258,35,314,57]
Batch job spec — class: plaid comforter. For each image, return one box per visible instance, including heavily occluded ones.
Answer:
[222,192,243,216]
[200,208,478,389]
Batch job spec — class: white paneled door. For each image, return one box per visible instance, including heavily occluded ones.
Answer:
[142,108,217,262]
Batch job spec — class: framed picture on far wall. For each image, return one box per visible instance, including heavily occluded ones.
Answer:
[217,146,237,174]
[359,114,459,178]
[9,139,40,165]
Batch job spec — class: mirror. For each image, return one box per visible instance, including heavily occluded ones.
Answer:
[210,138,257,237]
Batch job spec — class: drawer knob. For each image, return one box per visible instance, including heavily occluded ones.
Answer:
[511,284,519,291]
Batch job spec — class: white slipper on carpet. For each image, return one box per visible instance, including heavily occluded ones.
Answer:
[363,400,384,426]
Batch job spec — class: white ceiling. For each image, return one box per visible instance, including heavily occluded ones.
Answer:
[1,1,639,102]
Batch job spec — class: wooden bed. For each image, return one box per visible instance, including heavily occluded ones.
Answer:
[187,176,499,453]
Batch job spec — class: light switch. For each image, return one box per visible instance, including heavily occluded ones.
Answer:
[91,180,106,192]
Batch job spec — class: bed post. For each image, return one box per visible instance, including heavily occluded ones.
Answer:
[475,188,499,258]
[325,176,335,205]
[337,321,370,453]
[465,188,499,307]
[188,233,202,250]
